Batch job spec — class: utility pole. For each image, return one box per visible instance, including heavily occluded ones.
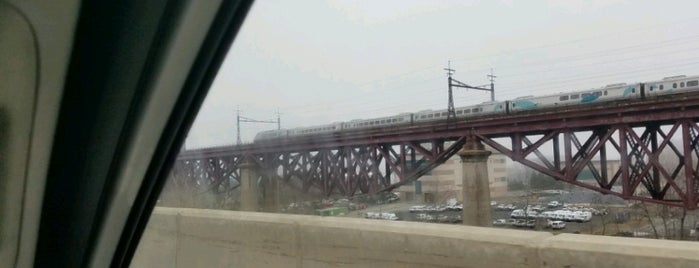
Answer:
[444,61,495,126]
[488,68,496,102]
[236,110,281,145]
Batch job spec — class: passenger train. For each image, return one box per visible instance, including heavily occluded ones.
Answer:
[254,75,699,142]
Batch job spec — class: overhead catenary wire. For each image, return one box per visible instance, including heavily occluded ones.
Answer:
[279,39,699,116]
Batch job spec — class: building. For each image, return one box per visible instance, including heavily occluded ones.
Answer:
[398,145,508,203]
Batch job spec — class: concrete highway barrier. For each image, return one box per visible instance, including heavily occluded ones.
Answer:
[132,207,699,268]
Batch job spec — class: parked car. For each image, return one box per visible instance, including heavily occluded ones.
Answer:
[547,201,560,208]
[510,209,526,218]
[526,220,536,228]
[409,205,426,213]
[493,219,508,226]
[550,220,566,230]
[573,211,593,222]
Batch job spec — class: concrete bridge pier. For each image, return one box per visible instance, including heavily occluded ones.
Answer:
[458,136,492,227]
[239,160,260,211]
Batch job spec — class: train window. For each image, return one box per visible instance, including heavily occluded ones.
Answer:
[570,94,579,99]
[631,88,635,93]
[604,90,607,95]
[456,110,463,114]
[559,96,569,101]
[594,91,602,96]
[464,109,470,113]
[441,112,448,116]
[673,83,677,88]
[681,82,685,88]
[420,115,425,119]
[688,80,698,87]
[471,108,479,113]
[380,120,385,123]
[659,85,663,90]
[581,93,590,98]
[428,114,433,118]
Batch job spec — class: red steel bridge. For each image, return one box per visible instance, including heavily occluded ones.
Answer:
[173,94,699,209]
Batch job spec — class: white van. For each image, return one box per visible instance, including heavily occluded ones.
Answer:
[550,221,566,230]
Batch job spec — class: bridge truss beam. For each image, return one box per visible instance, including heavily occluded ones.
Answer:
[169,118,699,208]
[478,119,699,209]
[170,96,699,209]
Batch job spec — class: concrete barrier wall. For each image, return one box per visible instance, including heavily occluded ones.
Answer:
[132,207,699,268]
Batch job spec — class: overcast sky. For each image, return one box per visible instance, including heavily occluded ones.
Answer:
[185,0,699,149]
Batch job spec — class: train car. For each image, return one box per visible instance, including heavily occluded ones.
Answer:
[287,122,343,138]
[508,83,641,112]
[253,129,289,142]
[454,101,507,119]
[413,101,506,123]
[413,109,449,123]
[253,129,280,141]
[346,113,412,130]
[644,75,699,98]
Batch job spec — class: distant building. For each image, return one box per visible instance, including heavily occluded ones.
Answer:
[398,145,508,203]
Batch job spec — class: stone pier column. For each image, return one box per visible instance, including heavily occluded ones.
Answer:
[262,176,279,212]
[458,136,492,227]
[239,160,260,211]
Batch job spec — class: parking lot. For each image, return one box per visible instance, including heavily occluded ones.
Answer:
[353,189,635,235]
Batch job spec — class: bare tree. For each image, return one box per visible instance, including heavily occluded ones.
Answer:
[639,201,660,239]
[679,207,687,240]
[590,195,607,235]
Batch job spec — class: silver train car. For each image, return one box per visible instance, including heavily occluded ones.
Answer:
[254,75,699,142]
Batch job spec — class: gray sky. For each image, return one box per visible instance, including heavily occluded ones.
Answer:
[185,0,699,149]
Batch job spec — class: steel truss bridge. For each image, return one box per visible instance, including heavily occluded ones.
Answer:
[174,94,699,209]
